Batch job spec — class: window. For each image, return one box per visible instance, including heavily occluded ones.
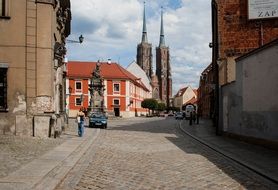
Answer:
[59,84,64,112]
[0,0,9,18]
[113,83,120,93]
[75,97,82,106]
[75,81,82,93]
[113,99,119,105]
[0,68,7,111]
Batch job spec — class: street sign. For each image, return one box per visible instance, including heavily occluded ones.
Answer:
[248,0,278,20]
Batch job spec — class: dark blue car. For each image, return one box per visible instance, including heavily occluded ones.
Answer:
[89,113,108,128]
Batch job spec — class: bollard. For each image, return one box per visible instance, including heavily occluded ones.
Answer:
[189,112,192,125]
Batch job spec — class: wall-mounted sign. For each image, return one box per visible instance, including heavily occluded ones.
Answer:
[248,0,278,20]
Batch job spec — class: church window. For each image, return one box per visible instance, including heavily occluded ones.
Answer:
[0,67,7,111]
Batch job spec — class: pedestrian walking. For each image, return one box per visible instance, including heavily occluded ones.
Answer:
[192,110,196,124]
[76,108,85,137]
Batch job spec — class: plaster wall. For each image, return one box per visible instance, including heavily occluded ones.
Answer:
[220,43,278,142]
[0,0,69,136]
[242,47,278,112]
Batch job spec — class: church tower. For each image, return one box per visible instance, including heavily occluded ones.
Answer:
[137,2,153,79]
[156,8,172,107]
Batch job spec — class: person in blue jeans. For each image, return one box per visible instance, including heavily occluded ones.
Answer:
[76,108,85,137]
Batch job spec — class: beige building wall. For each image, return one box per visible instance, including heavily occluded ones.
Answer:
[227,57,236,83]
[0,0,71,136]
[218,61,227,86]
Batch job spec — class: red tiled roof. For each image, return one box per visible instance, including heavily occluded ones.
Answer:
[184,97,197,105]
[193,89,198,96]
[175,87,188,97]
[67,61,149,91]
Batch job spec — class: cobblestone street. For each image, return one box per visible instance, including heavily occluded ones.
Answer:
[57,117,276,190]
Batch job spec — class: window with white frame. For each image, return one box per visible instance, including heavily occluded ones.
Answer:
[0,0,9,17]
[113,83,120,93]
[113,99,120,106]
[0,67,7,110]
[75,97,82,106]
[75,81,82,93]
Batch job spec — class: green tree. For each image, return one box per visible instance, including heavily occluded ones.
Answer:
[156,102,166,112]
[141,98,158,115]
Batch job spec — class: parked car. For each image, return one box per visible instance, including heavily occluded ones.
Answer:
[159,112,166,117]
[89,113,108,128]
[175,112,183,120]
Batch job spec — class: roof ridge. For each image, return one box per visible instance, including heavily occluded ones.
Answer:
[116,64,131,79]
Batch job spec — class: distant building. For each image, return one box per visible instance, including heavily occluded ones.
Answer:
[198,64,214,118]
[156,9,172,108]
[67,61,150,118]
[173,86,198,111]
[0,0,71,137]
[126,60,152,94]
[220,39,278,145]
[136,4,172,107]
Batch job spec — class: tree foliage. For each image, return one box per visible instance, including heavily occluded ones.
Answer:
[141,98,158,112]
[156,102,166,111]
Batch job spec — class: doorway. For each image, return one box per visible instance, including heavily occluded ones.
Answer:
[114,108,120,117]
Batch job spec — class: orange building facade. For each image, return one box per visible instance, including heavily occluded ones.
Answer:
[66,61,151,118]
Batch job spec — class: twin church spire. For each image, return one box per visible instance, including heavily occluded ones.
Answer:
[141,2,148,43]
[138,3,172,107]
[159,8,165,47]
[141,3,165,46]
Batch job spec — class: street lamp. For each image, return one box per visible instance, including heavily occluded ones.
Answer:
[66,34,84,44]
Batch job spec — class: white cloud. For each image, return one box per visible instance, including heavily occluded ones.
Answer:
[68,0,211,95]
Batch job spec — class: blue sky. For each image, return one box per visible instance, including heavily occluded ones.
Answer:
[67,0,212,95]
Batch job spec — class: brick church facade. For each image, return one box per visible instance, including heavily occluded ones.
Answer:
[137,4,172,108]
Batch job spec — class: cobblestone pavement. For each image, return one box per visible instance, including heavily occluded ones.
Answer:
[0,135,64,178]
[58,117,277,190]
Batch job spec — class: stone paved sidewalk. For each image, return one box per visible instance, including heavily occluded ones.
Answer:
[0,119,80,178]
[0,135,65,178]
[180,119,278,184]
[0,118,100,190]
[0,118,82,179]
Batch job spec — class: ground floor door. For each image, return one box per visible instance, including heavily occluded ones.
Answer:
[114,108,120,117]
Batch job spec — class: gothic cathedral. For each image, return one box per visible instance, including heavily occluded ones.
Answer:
[136,4,172,108]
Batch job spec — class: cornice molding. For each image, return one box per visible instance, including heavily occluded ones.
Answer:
[35,0,57,8]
